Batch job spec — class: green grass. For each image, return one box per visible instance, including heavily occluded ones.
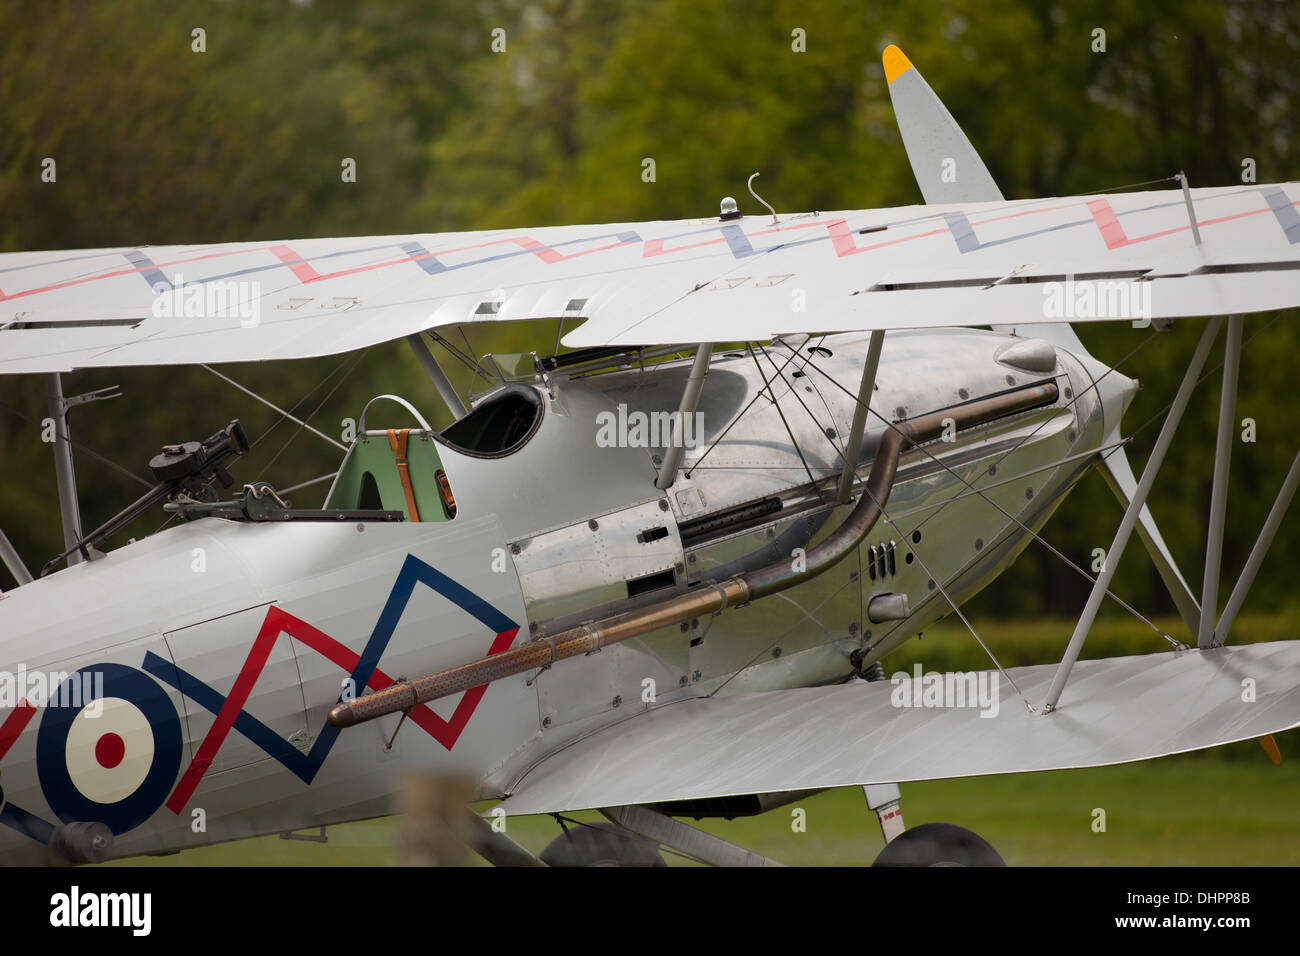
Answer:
[108,752,1300,866]
[106,612,1300,866]
[883,606,1300,674]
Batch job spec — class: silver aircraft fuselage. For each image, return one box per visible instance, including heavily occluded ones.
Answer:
[0,327,1135,863]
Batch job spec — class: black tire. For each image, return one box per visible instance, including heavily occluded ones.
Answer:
[539,821,667,867]
[871,822,1005,867]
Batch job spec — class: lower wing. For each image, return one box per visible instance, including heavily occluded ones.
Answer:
[497,641,1300,816]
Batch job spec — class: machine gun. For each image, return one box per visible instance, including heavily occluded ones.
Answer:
[40,420,250,576]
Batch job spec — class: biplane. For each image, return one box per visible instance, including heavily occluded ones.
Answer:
[0,46,1297,866]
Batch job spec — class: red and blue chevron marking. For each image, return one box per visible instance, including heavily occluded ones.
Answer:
[0,554,518,845]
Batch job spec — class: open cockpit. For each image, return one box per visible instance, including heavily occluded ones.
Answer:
[324,384,545,521]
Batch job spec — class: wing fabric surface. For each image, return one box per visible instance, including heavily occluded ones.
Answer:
[495,641,1300,816]
[2,183,1299,372]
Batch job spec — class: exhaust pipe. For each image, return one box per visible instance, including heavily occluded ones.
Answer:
[329,382,1058,728]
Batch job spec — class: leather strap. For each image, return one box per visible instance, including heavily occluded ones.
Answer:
[386,428,421,522]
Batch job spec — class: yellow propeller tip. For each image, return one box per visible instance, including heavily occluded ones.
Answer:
[883,44,914,84]
[1261,734,1282,766]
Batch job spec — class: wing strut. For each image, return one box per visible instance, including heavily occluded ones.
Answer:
[1198,315,1243,647]
[1176,171,1204,245]
[1216,446,1300,642]
[1042,317,1222,712]
[43,373,85,564]
[655,344,713,489]
[407,334,469,420]
[1097,440,1201,635]
[0,525,33,587]
[835,330,885,503]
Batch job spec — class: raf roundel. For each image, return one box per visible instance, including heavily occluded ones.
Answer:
[37,663,183,835]
[64,697,154,804]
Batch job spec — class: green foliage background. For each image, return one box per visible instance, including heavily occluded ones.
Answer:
[1,0,1297,637]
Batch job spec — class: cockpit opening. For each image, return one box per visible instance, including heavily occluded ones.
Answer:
[324,385,544,519]
[438,385,543,457]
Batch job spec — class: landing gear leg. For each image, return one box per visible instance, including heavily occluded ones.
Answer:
[864,783,1005,866]
[863,783,906,844]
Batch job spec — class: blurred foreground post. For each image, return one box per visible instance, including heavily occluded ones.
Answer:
[396,772,474,866]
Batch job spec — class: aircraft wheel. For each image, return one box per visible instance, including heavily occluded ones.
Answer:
[539,821,667,867]
[871,822,1005,867]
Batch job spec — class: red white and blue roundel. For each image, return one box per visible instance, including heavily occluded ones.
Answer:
[36,664,182,835]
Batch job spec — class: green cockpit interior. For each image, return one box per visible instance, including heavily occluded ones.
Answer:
[324,385,544,520]
[324,431,453,521]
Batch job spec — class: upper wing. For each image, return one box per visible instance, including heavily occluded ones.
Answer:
[496,641,1300,816]
[2,183,1298,372]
